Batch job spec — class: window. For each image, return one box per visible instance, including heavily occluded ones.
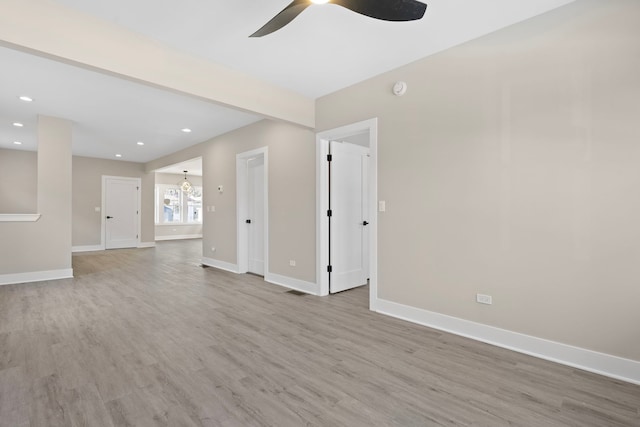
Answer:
[186,187,202,222]
[162,187,181,223]
[155,185,202,224]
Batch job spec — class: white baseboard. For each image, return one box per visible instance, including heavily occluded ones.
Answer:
[0,268,74,286]
[155,234,202,241]
[375,298,640,386]
[265,273,319,295]
[199,259,318,295]
[201,257,239,273]
[137,242,156,248]
[72,245,104,253]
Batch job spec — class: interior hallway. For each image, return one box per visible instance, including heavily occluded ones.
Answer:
[0,240,638,426]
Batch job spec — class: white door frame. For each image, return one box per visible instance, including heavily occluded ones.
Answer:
[236,147,269,275]
[316,118,378,309]
[101,175,142,250]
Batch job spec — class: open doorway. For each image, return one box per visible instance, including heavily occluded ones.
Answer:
[153,158,203,242]
[316,119,378,309]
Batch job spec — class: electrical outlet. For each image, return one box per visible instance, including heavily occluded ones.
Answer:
[476,294,492,305]
[289,260,296,267]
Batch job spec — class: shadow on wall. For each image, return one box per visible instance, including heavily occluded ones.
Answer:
[0,148,37,213]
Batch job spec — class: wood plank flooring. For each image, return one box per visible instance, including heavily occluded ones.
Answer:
[1,239,639,426]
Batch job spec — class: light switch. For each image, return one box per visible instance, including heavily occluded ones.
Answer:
[95,207,101,212]
[378,201,386,212]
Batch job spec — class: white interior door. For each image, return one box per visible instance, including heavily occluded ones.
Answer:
[105,177,139,249]
[330,140,369,293]
[247,156,265,275]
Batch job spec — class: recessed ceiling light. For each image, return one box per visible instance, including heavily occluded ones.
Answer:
[13,141,22,145]
[115,154,122,158]
[137,141,144,146]
[311,0,330,3]
[181,128,192,133]
[13,122,24,127]
[18,96,33,102]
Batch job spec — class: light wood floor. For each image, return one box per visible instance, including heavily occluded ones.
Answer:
[1,240,639,427]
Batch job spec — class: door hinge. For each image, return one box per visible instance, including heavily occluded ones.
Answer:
[136,234,139,239]
[137,186,139,190]
[136,210,139,215]
[327,154,332,162]
[327,209,332,217]
[327,265,332,273]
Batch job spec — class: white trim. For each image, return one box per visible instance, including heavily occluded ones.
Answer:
[137,242,156,248]
[236,155,248,274]
[201,257,240,274]
[265,273,320,295]
[0,268,73,286]
[0,213,41,222]
[155,234,202,241]
[236,147,269,276]
[316,118,378,303]
[102,175,142,250]
[72,245,103,253]
[375,298,640,386]
[316,138,330,296]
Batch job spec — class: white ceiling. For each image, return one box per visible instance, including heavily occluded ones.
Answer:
[0,46,261,163]
[0,0,575,164]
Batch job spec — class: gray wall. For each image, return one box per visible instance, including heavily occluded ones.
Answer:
[1,148,199,270]
[0,116,72,275]
[317,0,640,362]
[72,156,155,247]
[4,0,636,368]
[0,149,37,214]
[1,137,155,273]
[149,119,316,282]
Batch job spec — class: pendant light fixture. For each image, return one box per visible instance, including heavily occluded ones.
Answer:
[179,170,194,194]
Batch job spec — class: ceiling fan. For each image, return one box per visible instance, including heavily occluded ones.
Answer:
[250,0,428,38]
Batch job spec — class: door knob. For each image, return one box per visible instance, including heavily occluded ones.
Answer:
[363,221,369,226]
[106,216,114,219]
[246,219,251,224]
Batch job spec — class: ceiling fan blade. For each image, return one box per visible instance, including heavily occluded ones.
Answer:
[332,0,427,22]
[250,0,312,37]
